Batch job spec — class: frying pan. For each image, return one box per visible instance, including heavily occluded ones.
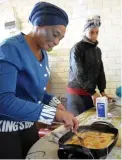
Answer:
[58,121,118,159]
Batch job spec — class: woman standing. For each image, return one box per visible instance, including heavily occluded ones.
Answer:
[67,15,108,116]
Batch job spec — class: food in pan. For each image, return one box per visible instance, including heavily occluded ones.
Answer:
[65,131,115,149]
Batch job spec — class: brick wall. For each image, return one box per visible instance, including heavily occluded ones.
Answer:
[0,0,121,97]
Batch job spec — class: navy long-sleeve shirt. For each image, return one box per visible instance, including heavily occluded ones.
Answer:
[0,33,60,130]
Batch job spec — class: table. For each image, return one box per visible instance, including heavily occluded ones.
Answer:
[26,105,121,159]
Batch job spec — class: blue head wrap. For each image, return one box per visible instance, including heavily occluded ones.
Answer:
[29,2,69,27]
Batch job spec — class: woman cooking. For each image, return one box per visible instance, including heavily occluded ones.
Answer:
[0,2,78,159]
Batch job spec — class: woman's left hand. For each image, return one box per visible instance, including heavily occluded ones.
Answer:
[57,103,66,111]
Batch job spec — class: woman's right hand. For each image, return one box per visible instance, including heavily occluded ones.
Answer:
[92,92,101,106]
[55,109,79,132]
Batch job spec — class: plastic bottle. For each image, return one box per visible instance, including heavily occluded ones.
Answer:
[96,97,108,119]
